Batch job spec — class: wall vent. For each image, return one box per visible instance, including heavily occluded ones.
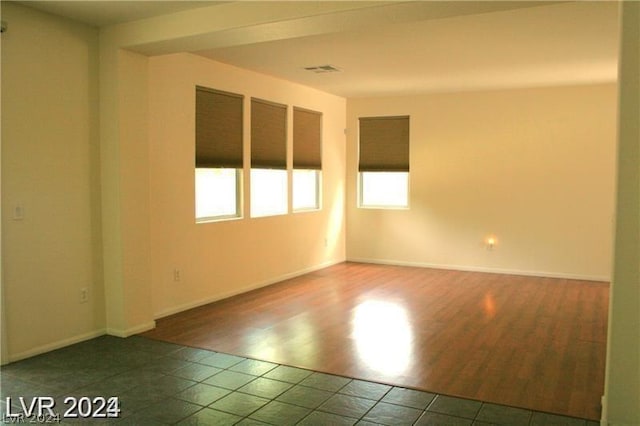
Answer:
[304,65,341,73]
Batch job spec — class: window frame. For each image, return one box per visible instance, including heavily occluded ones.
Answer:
[250,97,288,218]
[358,170,410,209]
[249,168,289,218]
[195,167,243,223]
[292,107,323,213]
[293,169,322,212]
[194,86,245,223]
[357,115,410,210]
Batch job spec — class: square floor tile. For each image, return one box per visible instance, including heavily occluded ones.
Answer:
[177,407,242,425]
[276,384,334,409]
[117,387,171,417]
[300,372,351,392]
[142,356,194,374]
[1,379,58,401]
[209,392,269,417]
[175,383,231,406]
[113,412,159,424]
[230,359,278,376]
[170,347,215,362]
[298,410,357,425]
[382,387,436,409]
[237,377,293,399]
[530,411,588,425]
[249,400,311,426]
[427,395,482,420]
[475,403,532,425]
[339,379,391,400]
[263,365,313,383]
[137,374,197,396]
[137,397,202,424]
[415,411,473,425]
[105,350,159,370]
[236,419,271,425]
[362,401,423,426]
[203,370,257,390]
[198,353,246,369]
[319,393,377,418]
[170,363,222,382]
[128,337,183,356]
[2,366,70,386]
[100,369,166,391]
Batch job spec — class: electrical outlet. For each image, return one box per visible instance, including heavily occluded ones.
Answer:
[80,288,89,303]
[173,269,181,282]
[13,203,24,220]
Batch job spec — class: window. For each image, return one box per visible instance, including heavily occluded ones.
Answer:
[195,87,244,222]
[358,115,410,208]
[293,107,322,211]
[251,168,287,217]
[195,168,240,218]
[251,98,288,217]
[293,169,321,210]
[360,171,408,207]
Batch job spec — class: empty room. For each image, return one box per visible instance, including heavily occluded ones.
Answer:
[1,1,638,425]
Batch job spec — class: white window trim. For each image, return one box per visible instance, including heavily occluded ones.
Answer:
[293,169,322,213]
[358,171,410,210]
[195,168,243,223]
[250,168,288,218]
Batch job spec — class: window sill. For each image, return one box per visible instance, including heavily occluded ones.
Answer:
[196,215,243,224]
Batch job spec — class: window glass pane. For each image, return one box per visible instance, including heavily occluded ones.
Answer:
[293,169,320,211]
[360,171,409,208]
[251,169,288,217]
[195,168,239,220]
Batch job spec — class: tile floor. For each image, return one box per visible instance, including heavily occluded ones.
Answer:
[0,336,599,425]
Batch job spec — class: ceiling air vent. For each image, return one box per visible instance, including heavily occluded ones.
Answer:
[304,65,341,74]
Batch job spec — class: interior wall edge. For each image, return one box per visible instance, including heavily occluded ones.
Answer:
[347,257,611,283]
[153,259,345,320]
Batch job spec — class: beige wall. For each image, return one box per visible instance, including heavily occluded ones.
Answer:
[98,31,154,337]
[347,84,617,281]
[603,2,640,424]
[1,2,638,421]
[148,53,346,317]
[1,3,104,360]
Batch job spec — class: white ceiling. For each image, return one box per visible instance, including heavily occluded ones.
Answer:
[15,1,620,98]
[195,2,619,97]
[13,1,223,27]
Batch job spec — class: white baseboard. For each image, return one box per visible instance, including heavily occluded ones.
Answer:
[600,394,608,426]
[106,321,156,338]
[347,257,610,282]
[7,329,106,363]
[154,259,344,320]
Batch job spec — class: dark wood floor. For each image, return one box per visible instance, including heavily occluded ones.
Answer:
[143,262,609,420]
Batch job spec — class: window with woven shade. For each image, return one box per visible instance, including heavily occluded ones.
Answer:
[293,107,322,211]
[250,98,288,217]
[358,115,410,208]
[195,86,244,221]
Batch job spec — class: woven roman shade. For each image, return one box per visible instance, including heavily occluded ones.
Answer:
[195,86,244,168]
[251,98,287,169]
[293,107,322,170]
[358,116,410,172]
